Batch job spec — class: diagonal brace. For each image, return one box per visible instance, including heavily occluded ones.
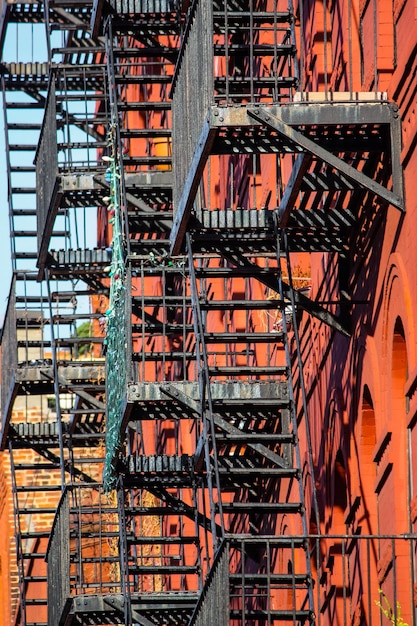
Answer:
[248,107,404,211]
[221,248,350,337]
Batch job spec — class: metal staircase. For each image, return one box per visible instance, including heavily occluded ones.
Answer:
[0,2,110,624]
[180,209,316,623]
[0,0,407,625]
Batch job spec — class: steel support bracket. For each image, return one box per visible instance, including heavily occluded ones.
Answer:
[221,249,350,337]
[170,117,217,255]
[247,106,404,212]
[248,107,404,211]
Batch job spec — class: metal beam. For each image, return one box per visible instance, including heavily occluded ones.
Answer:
[103,595,156,626]
[278,154,312,227]
[149,484,222,536]
[41,370,106,410]
[247,107,404,211]
[221,249,350,337]
[213,414,289,469]
[170,118,217,255]
[160,383,200,412]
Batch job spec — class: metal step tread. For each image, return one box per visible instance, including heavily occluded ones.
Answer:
[229,572,310,585]
[218,466,298,477]
[115,74,173,85]
[132,351,195,361]
[204,331,285,342]
[229,608,313,620]
[119,101,171,111]
[127,535,199,545]
[219,501,303,513]
[128,564,198,575]
[199,299,285,310]
[120,128,172,138]
[215,432,294,443]
[127,454,194,473]
[209,365,287,375]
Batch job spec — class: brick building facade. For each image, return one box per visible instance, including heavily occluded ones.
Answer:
[0,0,416,624]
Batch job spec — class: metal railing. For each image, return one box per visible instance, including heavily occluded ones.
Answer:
[129,259,196,383]
[171,0,298,214]
[35,78,58,261]
[0,276,17,422]
[191,534,417,626]
[35,64,108,259]
[190,541,230,626]
[47,490,71,626]
[171,0,213,214]
[45,481,417,626]
[46,485,121,626]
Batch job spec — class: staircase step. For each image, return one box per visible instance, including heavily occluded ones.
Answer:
[218,467,298,478]
[24,599,47,605]
[10,166,37,172]
[127,535,198,546]
[204,331,284,343]
[127,454,194,473]
[215,432,294,443]
[18,508,58,515]
[13,251,38,259]
[200,299,284,310]
[131,323,194,333]
[230,572,310,585]
[113,46,177,58]
[7,123,42,131]
[24,576,47,583]
[229,609,313,621]
[125,507,188,516]
[115,74,172,84]
[213,10,291,24]
[128,565,198,575]
[120,128,171,138]
[213,45,294,56]
[14,463,60,470]
[20,531,52,539]
[209,365,287,376]
[119,101,171,111]
[219,502,303,514]
[132,295,191,305]
[22,553,46,559]
[132,351,195,361]
[9,144,38,151]
[122,155,172,166]
[12,208,37,216]
[16,485,62,493]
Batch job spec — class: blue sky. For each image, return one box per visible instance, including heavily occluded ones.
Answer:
[0,23,46,324]
[0,109,11,323]
[0,22,100,326]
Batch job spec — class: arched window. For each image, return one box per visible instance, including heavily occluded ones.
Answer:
[359,385,377,534]
[333,449,347,530]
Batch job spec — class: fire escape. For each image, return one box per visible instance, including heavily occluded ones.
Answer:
[1,2,110,625]
[0,0,408,625]
[94,0,404,624]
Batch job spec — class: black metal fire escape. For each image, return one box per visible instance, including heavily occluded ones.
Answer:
[0,2,112,625]
[167,0,403,624]
[1,0,405,624]
[97,1,320,624]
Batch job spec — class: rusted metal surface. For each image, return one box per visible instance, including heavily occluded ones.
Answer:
[171,0,213,214]
[35,79,58,263]
[0,277,17,442]
[47,491,71,626]
[190,541,229,626]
